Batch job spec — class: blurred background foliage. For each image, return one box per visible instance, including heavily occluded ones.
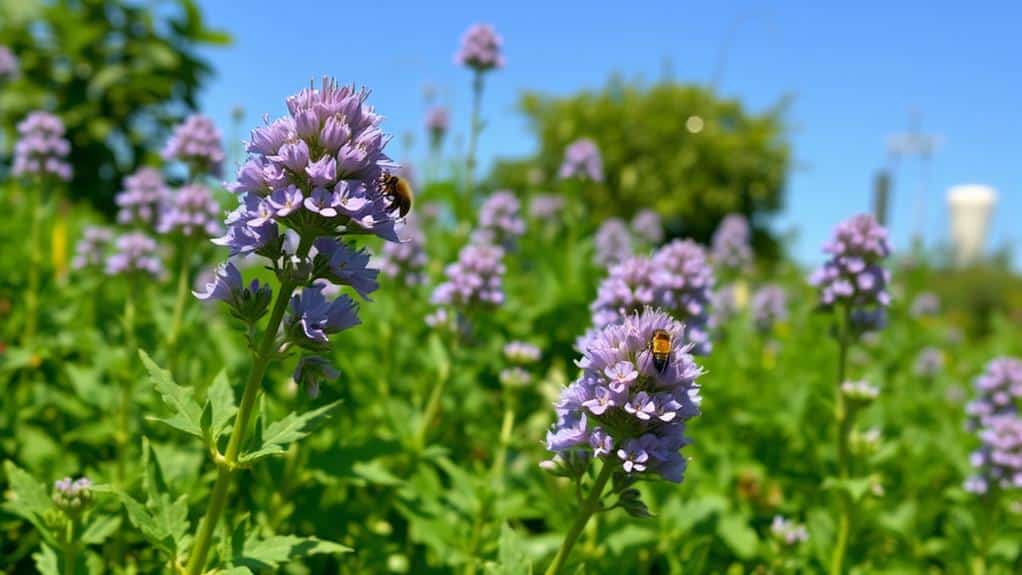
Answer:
[488,79,791,253]
[0,0,229,213]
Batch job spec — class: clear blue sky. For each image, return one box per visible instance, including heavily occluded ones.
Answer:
[196,0,1020,268]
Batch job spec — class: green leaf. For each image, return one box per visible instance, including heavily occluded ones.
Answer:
[239,401,341,464]
[32,545,59,575]
[116,491,175,555]
[139,350,203,438]
[144,440,190,552]
[822,476,874,503]
[207,370,237,442]
[716,514,758,559]
[233,535,351,570]
[494,523,532,575]
[80,514,122,545]
[2,460,54,518]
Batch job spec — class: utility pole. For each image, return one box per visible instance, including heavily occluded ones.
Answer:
[886,110,943,248]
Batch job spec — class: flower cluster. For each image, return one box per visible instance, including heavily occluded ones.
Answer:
[194,262,272,323]
[910,292,941,318]
[529,194,565,222]
[425,106,448,146]
[914,347,945,378]
[649,239,714,355]
[0,45,17,80]
[116,168,169,227]
[710,285,738,329]
[590,240,714,355]
[711,214,752,272]
[379,216,427,286]
[504,341,541,365]
[162,114,225,176]
[593,218,633,267]
[217,78,401,258]
[13,111,72,181]
[558,138,604,183]
[545,309,702,482]
[472,190,525,248]
[72,226,114,271]
[52,477,93,513]
[965,414,1022,494]
[810,214,891,331]
[631,209,663,244]
[455,23,504,72]
[966,357,1022,428]
[770,516,809,546]
[752,284,788,334]
[841,380,879,403]
[105,232,163,278]
[431,241,505,309]
[157,184,222,238]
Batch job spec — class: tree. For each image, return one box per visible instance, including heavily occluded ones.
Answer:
[0,0,229,211]
[489,78,791,247]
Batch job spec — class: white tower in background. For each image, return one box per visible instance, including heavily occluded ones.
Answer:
[947,184,997,267]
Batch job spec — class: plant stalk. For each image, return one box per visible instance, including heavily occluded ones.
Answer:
[829,306,852,575]
[545,462,615,575]
[464,70,484,198]
[25,185,41,347]
[167,239,194,349]
[184,276,296,575]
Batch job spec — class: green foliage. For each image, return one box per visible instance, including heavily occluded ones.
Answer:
[0,0,229,211]
[490,79,790,245]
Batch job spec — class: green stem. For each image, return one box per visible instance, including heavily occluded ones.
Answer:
[117,287,137,484]
[167,239,195,348]
[829,307,852,575]
[415,370,449,451]
[25,185,41,347]
[464,70,484,198]
[184,273,298,575]
[491,396,516,487]
[544,462,615,575]
[63,518,77,575]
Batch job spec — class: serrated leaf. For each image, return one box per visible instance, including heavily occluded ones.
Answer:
[3,460,54,518]
[116,492,175,555]
[233,535,351,570]
[139,350,203,438]
[81,514,122,545]
[32,545,59,575]
[207,370,237,442]
[822,476,873,503]
[239,401,341,463]
[144,440,190,551]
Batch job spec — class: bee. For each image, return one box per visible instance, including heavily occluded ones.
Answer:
[649,329,672,373]
[380,173,413,218]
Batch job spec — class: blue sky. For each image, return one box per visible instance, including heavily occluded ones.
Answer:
[196,0,1020,268]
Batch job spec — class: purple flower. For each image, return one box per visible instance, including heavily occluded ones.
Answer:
[284,284,360,348]
[379,216,428,286]
[770,516,809,546]
[425,106,448,146]
[529,194,565,222]
[590,256,656,328]
[116,168,169,227]
[105,232,163,278]
[312,237,379,300]
[293,355,340,398]
[546,308,703,482]
[910,292,941,318]
[710,284,739,329]
[751,284,788,334]
[967,357,1022,430]
[966,413,1022,494]
[13,111,72,182]
[593,218,633,267]
[504,341,541,365]
[711,214,752,272]
[52,476,93,512]
[0,45,18,80]
[162,114,224,177]
[650,239,715,355]
[631,209,663,244]
[499,367,533,388]
[72,226,113,271]
[558,138,604,183]
[267,186,304,217]
[193,261,272,322]
[472,190,525,248]
[158,184,222,237]
[431,241,505,309]
[455,23,504,72]
[914,347,945,378]
[810,214,891,332]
